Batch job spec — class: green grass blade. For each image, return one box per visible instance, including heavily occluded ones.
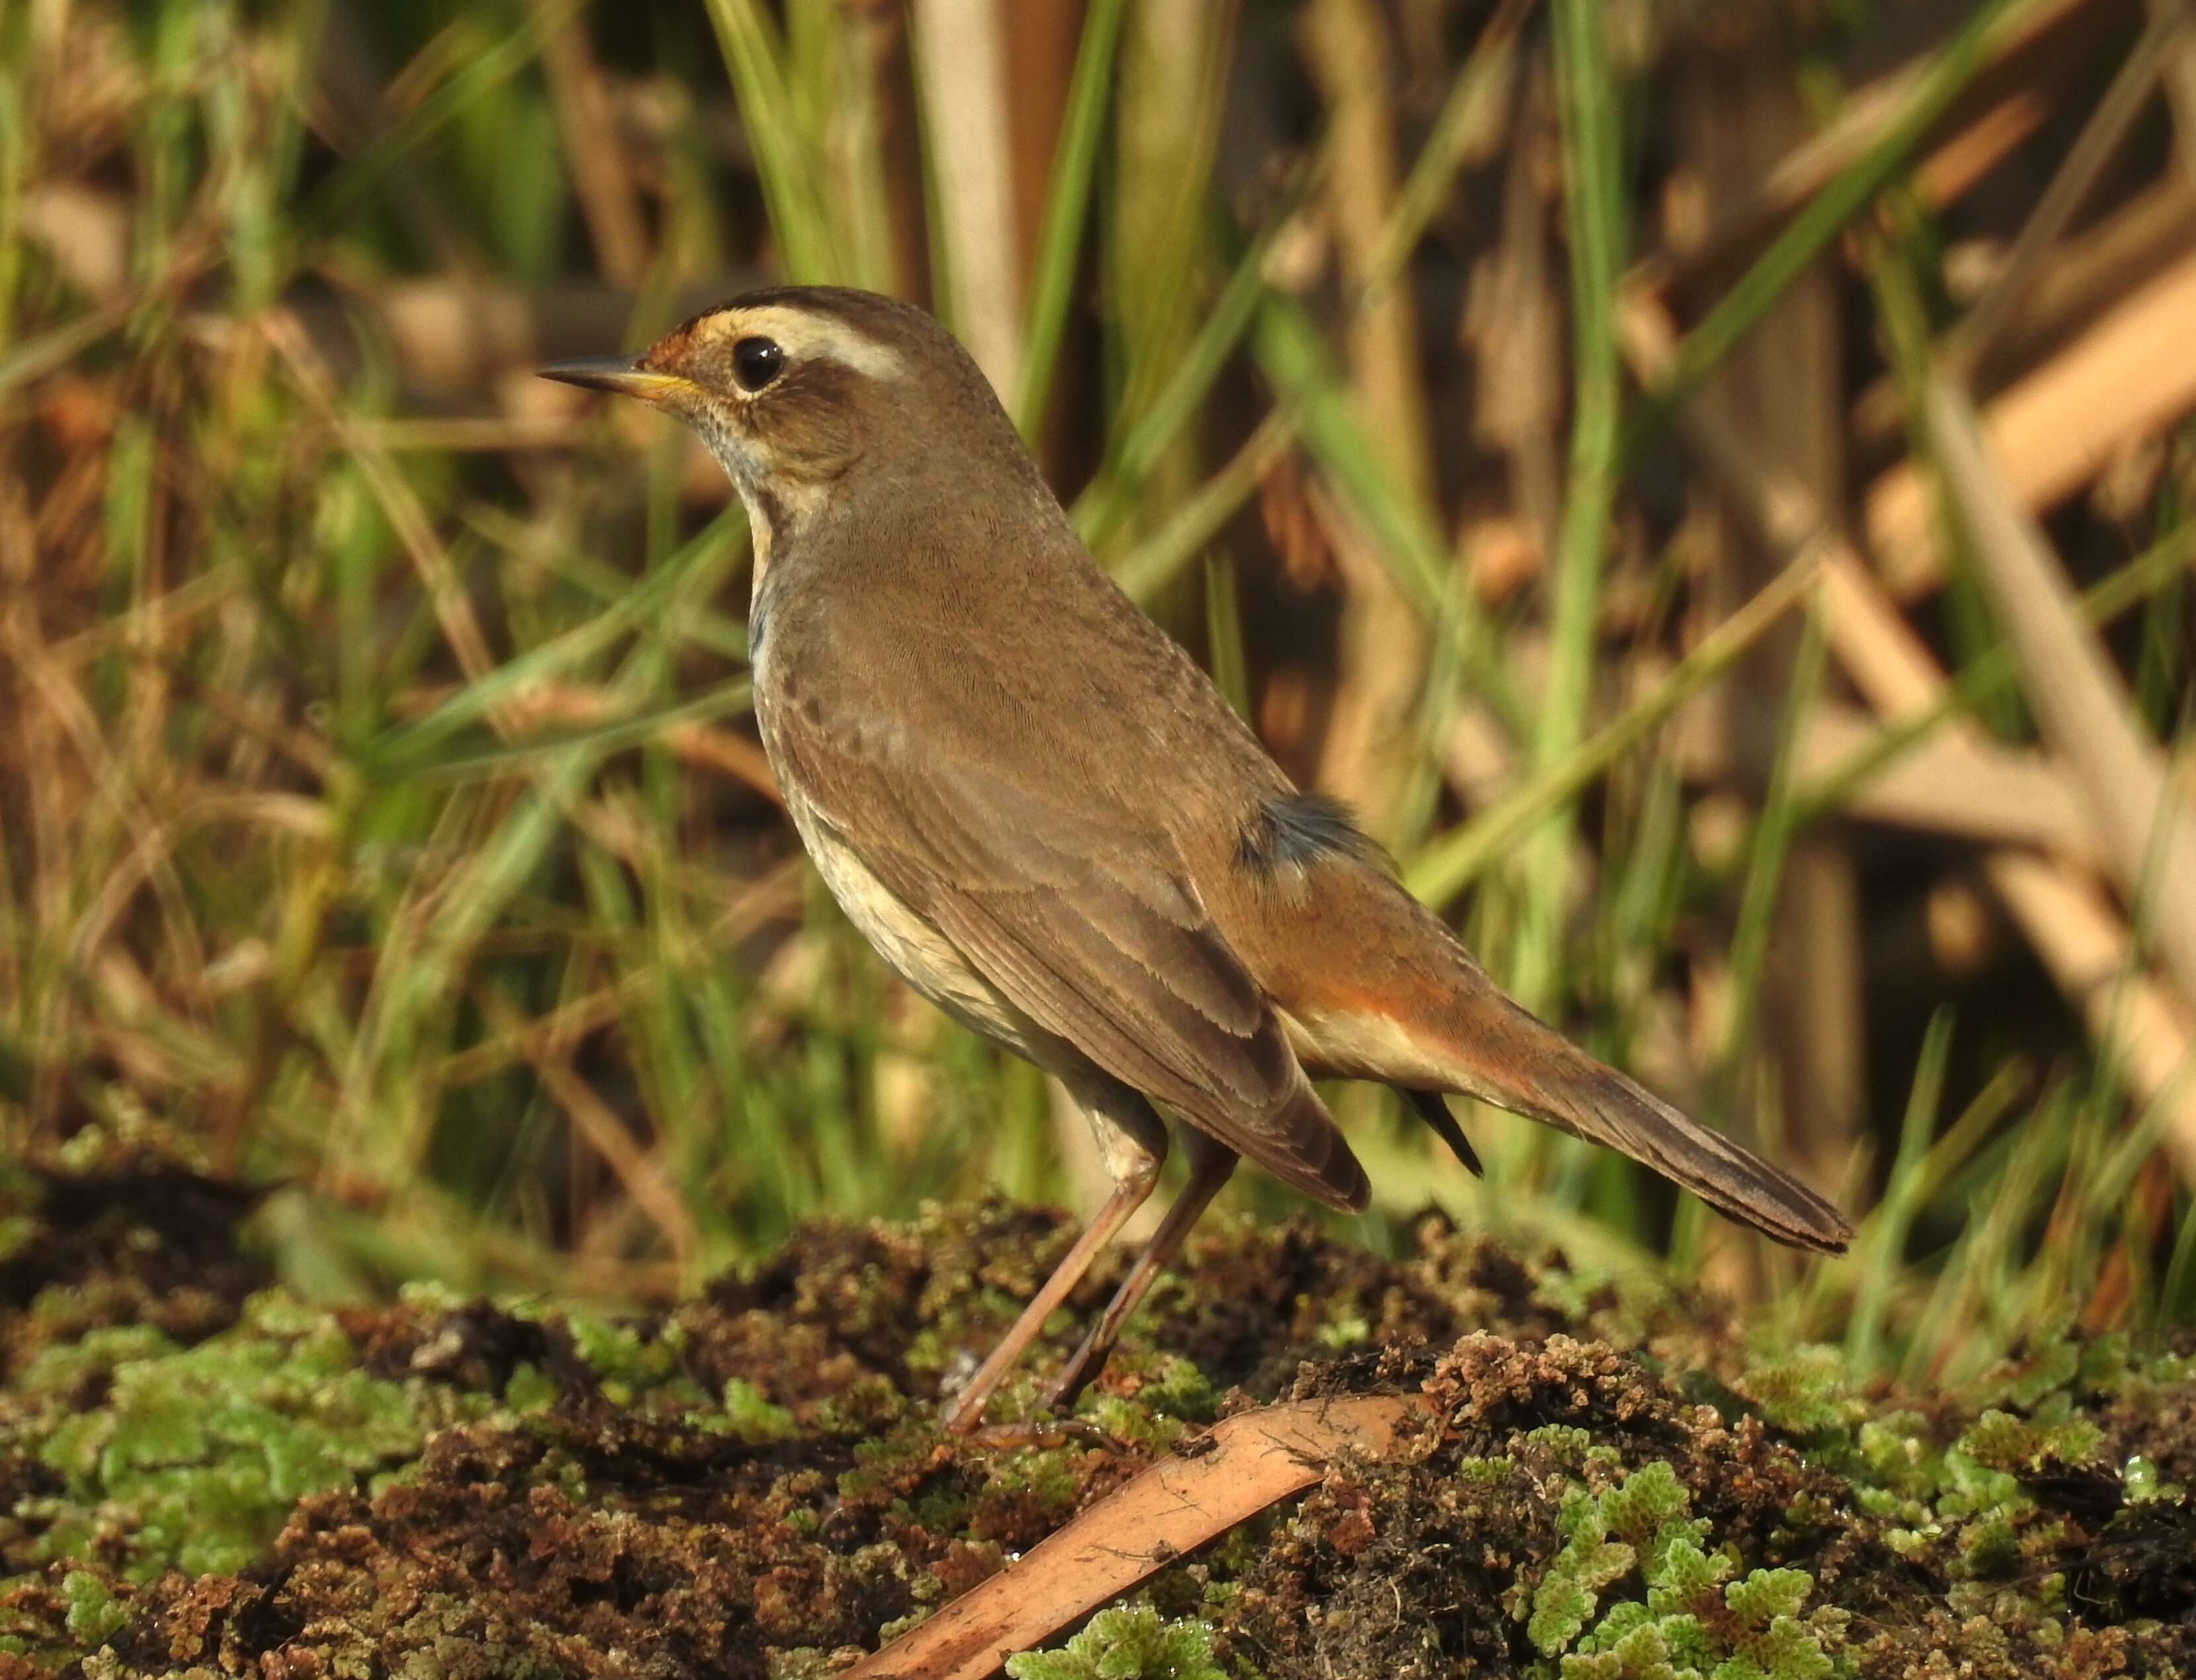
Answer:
[1203,553,1250,722]
[379,681,755,787]
[364,514,745,773]
[1794,523,2196,827]
[1362,0,1532,296]
[1015,0,1132,436]
[298,0,578,248]
[1717,601,1830,1083]
[1072,207,1293,551]
[1252,295,1468,631]
[1114,410,1295,605]
[702,0,837,282]
[1514,0,1629,1010]
[1405,526,1823,910]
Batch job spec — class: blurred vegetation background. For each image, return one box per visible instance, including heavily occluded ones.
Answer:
[3,0,2195,1387]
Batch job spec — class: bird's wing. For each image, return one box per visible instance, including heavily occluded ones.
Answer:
[762,645,1367,1212]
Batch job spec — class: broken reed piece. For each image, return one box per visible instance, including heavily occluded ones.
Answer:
[1864,247,2196,597]
[845,1393,1428,1680]
[1849,176,2196,449]
[1922,368,2196,1016]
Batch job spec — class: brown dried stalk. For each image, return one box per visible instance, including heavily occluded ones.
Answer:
[1865,247,2196,597]
[1924,369,2196,1014]
[847,1394,1426,1680]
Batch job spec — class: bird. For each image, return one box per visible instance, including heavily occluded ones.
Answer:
[541,286,1853,1433]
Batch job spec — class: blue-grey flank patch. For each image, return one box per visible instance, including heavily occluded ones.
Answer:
[1237,791,1375,876]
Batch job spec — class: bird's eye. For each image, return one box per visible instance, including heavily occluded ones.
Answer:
[730,336,785,393]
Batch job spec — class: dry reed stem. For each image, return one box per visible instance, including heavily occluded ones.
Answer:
[431,853,805,1093]
[1618,287,2196,1178]
[539,0,652,288]
[5,596,214,1107]
[1947,0,2191,374]
[1667,698,2101,862]
[847,1394,1425,1679]
[21,181,130,299]
[449,679,781,802]
[1985,853,2196,1181]
[1851,175,2196,446]
[2154,0,2196,168]
[264,312,502,693]
[1866,246,2196,596]
[1924,368,2196,1012]
[482,991,699,1274]
[912,0,1027,402]
[1910,86,2053,207]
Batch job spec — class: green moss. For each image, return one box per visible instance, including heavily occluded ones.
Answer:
[60,1571,129,1649]
[500,1361,560,1416]
[557,1308,702,1410]
[1005,1604,1227,1680]
[2120,1453,2174,1504]
[969,1442,1085,1515]
[1735,1346,1863,1438]
[1954,1406,2103,1477]
[1519,1460,1847,1680]
[1080,1355,1216,1449]
[0,1214,38,1266]
[717,1377,798,1442]
[1528,1486,1640,1654]
[5,1291,488,1582]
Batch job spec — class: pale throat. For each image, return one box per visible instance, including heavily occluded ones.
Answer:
[730,475,831,596]
[742,487,775,592]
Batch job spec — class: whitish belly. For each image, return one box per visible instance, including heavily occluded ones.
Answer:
[779,783,1040,1056]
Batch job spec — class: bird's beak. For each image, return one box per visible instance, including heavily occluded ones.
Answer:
[538,356,696,404]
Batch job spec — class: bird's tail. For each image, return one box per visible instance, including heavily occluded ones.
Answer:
[1256,867,1852,1250]
[1513,1042,1852,1253]
[1441,990,1852,1252]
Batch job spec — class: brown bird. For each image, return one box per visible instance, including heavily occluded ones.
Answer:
[543,287,1852,1432]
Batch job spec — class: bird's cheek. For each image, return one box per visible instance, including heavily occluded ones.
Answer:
[690,409,766,481]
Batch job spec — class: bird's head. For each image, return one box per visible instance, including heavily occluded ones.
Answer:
[542,286,1041,556]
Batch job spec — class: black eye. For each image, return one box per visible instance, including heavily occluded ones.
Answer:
[731,336,784,392]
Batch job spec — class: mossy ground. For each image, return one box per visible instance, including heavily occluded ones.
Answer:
[1,1158,2191,1679]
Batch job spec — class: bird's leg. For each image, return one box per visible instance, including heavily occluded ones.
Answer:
[1044,1126,1237,1413]
[939,1079,1167,1435]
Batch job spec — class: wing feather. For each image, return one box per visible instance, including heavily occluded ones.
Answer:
[764,673,1367,1211]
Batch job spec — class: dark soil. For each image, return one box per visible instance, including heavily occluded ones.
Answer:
[0,1159,269,1380]
[1,1159,2191,1679]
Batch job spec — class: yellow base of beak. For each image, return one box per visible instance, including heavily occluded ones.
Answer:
[538,358,696,403]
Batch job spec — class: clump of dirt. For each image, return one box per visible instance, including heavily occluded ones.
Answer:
[1202,1331,2196,1678]
[1214,1334,1869,1676]
[0,1182,1674,1678]
[0,1168,2191,1680]
[0,1153,268,1379]
[672,1198,1690,1421]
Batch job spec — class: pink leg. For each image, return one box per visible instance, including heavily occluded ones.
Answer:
[1044,1126,1237,1412]
[940,1078,1166,1434]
